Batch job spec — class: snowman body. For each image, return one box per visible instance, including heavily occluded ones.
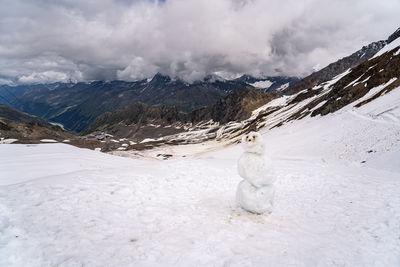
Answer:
[238,152,275,187]
[236,180,275,214]
[236,132,275,214]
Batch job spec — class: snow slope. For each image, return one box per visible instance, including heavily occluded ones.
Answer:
[1,87,400,266]
[249,80,273,89]
[371,37,400,59]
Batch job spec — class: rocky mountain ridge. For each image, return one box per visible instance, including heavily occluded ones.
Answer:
[283,27,400,95]
[0,104,49,125]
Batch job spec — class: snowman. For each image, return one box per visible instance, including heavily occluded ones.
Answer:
[236,131,275,214]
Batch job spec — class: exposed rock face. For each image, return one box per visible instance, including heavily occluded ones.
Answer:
[83,102,187,138]
[0,121,72,142]
[190,87,276,124]
[387,27,400,44]
[135,73,243,112]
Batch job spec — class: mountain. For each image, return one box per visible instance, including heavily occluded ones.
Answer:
[135,73,247,111]
[0,80,149,133]
[82,102,188,140]
[0,104,49,125]
[83,87,276,150]
[189,87,275,124]
[0,73,297,133]
[310,43,400,117]
[283,27,400,95]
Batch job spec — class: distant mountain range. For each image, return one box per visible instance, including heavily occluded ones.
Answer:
[0,74,297,132]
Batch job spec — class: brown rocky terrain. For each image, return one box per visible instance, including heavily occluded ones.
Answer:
[311,45,400,116]
[82,102,187,137]
[190,87,276,124]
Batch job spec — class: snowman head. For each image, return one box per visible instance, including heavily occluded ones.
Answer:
[241,131,264,154]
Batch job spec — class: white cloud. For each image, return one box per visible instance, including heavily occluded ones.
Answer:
[0,0,399,83]
[117,57,160,80]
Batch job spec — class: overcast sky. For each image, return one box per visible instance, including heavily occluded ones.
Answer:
[0,0,399,84]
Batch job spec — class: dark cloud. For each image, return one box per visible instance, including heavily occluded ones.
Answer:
[0,0,398,84]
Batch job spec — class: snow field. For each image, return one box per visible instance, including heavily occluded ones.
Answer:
[1,144,399,266]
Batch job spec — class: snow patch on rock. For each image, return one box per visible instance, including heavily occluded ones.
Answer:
[249,80,273,89]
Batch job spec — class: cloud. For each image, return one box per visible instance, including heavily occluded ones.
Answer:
[0,0,399,84]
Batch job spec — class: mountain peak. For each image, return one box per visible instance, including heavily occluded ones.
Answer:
[146,73,173,89]
[151,73,171,82]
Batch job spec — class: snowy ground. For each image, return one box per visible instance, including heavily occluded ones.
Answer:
[1,89,400,266]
